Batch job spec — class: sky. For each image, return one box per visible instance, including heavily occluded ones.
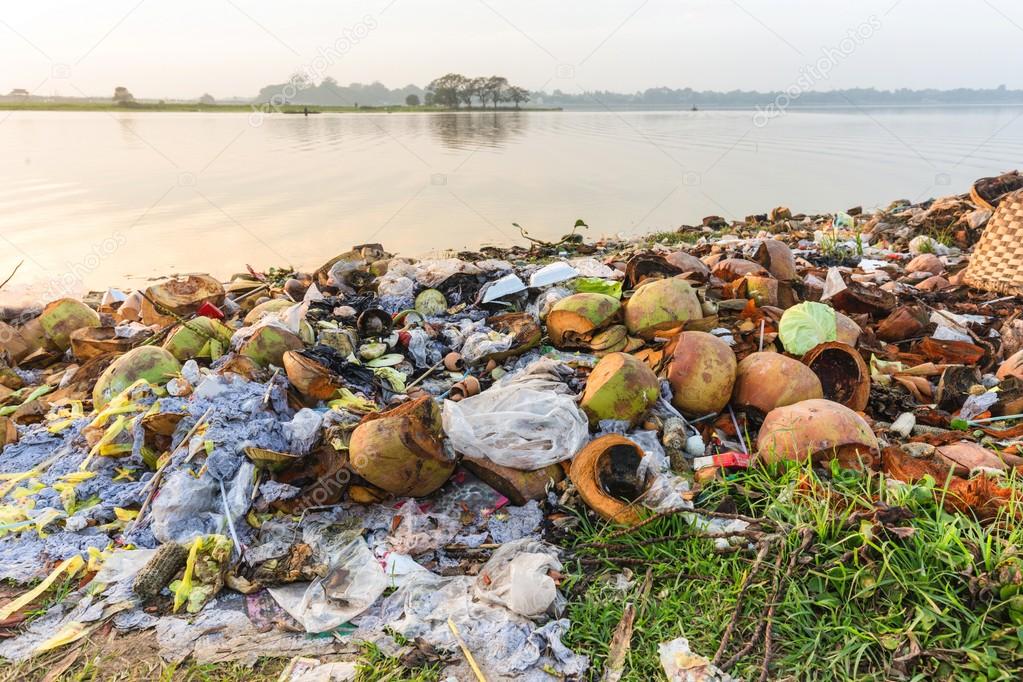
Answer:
[3,0,1023,100]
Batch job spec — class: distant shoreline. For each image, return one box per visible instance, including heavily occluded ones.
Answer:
[0,102,561,114]
[2,101,1021,114]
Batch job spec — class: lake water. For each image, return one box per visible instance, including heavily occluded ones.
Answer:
[1,107,1022,297]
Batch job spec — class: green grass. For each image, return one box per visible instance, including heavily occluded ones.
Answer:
[563,463,1023,681]
[5,464,1023,680]
[645,230,706,247]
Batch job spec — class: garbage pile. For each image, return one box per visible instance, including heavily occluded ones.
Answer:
[1,173,1023,679]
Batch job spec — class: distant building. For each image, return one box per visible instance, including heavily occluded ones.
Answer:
[8,89,30,97]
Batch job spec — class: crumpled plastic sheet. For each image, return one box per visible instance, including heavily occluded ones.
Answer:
[358,576,589,682]
[0,421,151,580]
[156,593,342,665]
[385,499,460,556]
[529,285,573,321]
[487,500,544,544]
[162,372,294,482]
[442,359,589,469]
[259,480,301,503]
[284,409,322,456]
[405,327,443,369]
[150,460,255,544]
[569,257,619,279]
[353,555,587,680]
[0,549,143,661]
[267,532,387,633]
[460,325,518,363]
[473,538,565,618]
[659,635,738,681]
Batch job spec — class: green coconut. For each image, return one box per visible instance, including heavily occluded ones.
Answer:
[93,346,181,409]
[624,277,702,339]
[163,317,235,363]
[414,289,447,317]
[239,326,305,368]
[546,293,621,348]
[580,352,660,427]
[39,299,101,351]
[667,331,737,417]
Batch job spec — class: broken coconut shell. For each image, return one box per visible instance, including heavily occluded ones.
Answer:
[753,240,798,281]
[1,416,17,448]
[356,308,393,338]
[711,258,769,283]
[39,298,101,351]
[547,293,621,349]
[801,342,870,412]
[141,274,225,326]
[997,348,1023,382]
[624,253,683,289]
[876,305,929,343]
[481,312,542,362]
[245,446,303,472]
[70,326,139,362]
[283,350,342,400]
[348,396,454,497]
[667,331,737,417]
[460,456,564,506]
[569,435,651,525]
[664,251,711,282]
[732,352,823,416]
[623,277,702,339]
[580,352,659,427]
[0,321,36,364]
[92,346,182,409]
[588,324,629,355]
[756,398,878,469]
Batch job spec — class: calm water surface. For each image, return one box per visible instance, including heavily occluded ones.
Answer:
[1,107,1022,296]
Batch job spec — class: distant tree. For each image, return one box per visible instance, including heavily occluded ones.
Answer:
[198,93,216,105]
[470,77,489,108]
[424,92,435,106]
[455,76,475,109]
[112,86,134,103]
[426,73,466,108]
[405,93,420,107]
[484,76,508,109]
[506,86,529,109]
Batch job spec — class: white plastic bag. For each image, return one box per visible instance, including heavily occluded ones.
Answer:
[442,360,588,469]
[659,635,737,681]
[269,537,387,633]
[473,538,564,618]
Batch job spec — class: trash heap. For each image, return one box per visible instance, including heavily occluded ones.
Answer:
[1,173,1023,679]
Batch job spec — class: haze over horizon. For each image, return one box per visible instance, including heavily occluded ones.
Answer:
[3,0,1023,101]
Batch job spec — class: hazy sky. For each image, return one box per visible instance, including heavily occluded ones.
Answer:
[3,0,1022,100]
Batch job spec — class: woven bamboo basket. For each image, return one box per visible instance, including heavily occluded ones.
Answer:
[962,189,1023,295]
[970,171,1023,212]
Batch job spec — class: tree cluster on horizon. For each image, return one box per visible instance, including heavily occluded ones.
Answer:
[426,74,530,109]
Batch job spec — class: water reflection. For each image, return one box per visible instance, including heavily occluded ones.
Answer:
[429,111,527,151]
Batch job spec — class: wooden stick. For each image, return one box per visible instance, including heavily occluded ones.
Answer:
[447,618,488,682]
[0,260,23,291]
[602,569,652,682]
